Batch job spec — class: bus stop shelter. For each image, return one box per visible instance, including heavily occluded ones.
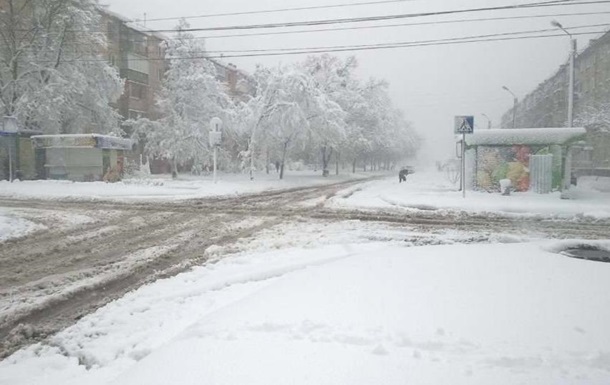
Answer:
[463,127,586,193]
[31,134,133,181]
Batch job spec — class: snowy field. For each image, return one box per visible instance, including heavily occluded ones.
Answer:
[2,240,610,384]
[328,169,610,219]
[0,171,379,202]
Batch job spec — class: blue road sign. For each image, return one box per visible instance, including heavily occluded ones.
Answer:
[454,116,474,134]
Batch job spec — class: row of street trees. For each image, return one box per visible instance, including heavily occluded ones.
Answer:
[133,24,420,178]
[1,1,419,178]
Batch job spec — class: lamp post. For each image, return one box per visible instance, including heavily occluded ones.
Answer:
[551,20,576,128]
[502,86,518,128]
[3,116,18,182]
[481,113,492,129]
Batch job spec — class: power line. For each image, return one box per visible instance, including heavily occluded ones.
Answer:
[201,10,610,40]
[174,30,610,59]
[8,9,609,46]
[142,0,422,23]
[15,0,599,35]
[3,9,606,51]
[198,23,610,54]
[129,0,610,33]
[44,28,607,63]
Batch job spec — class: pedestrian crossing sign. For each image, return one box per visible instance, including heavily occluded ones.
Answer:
[454,116,474,134]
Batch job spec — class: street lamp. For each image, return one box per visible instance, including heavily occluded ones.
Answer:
[481,113,492,129]
[551,20,576,128]
[502,86,518,128]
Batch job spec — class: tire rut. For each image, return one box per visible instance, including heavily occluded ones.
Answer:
[0,213,281,359]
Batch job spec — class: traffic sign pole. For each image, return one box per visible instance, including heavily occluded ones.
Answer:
[454,116,474,199]
[213,147,217,184]
[462,132,466,198]
[8,143,13,183]
[209,117,223,185]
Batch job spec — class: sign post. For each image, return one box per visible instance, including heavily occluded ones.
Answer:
[3,116,18,183]
[209,117,223,184]
[454,116,474,198]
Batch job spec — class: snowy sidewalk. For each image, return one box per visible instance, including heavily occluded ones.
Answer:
[0,171,382,203]
[327,169,610,219]
[1,241,610,384]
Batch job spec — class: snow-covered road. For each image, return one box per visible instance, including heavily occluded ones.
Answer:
[2,241,610,385]
[1,171,609,384]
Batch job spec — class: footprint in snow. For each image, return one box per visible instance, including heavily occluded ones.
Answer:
[371,344,389,356]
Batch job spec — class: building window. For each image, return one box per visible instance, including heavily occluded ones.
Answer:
[128,110,145,120]
[130,83,148,100]
[130,32,148,57]
[107,21,117,41]
[127,52,150,75]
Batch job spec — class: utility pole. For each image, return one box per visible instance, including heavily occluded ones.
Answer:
[551,21,578,193]
[568,38,576,127]
[502,86,518,128]
[552,21,577,127]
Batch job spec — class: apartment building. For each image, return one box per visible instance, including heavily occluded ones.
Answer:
[501,31,610,129]
[500,30,610,174]
[100,7,255,126]
[99,8,167,126]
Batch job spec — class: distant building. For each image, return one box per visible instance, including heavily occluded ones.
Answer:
[100,7,255,126]
[501,31,610,176]
[99,8,168,126]
[501,31,610,129]
[98,7,255,174]
[208,60,257,102]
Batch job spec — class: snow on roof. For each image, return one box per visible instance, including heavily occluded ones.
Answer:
[464,127,587,147]
[31,134,132,150]
[98,6,169,41]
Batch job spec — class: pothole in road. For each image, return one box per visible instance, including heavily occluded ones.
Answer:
[560,246,610,263]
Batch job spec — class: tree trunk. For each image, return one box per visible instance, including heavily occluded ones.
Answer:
[352,159,356,173]
[265,147,270,174]
[335,152,339,176]
[321,145,333,177]
[171,158,178,179]
[279,140,289,180]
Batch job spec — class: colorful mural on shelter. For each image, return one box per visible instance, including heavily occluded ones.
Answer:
[476,145,562,192]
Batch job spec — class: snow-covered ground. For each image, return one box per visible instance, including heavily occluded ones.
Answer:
[2,239,610,385]
[328,169,610,219]
[0,209,45,242]
[0,171,378,202]
[2,169,609,221]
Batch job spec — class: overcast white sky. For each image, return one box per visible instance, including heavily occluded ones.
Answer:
[103,0,610,161]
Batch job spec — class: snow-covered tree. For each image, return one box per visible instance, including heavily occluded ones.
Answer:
[299,55,419,173]
[575,102,610,132]
[299,55,357,175]
[245,64,344,179]
[132,20,232,177]
[233,54,419,178]
[0,0,123,133]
